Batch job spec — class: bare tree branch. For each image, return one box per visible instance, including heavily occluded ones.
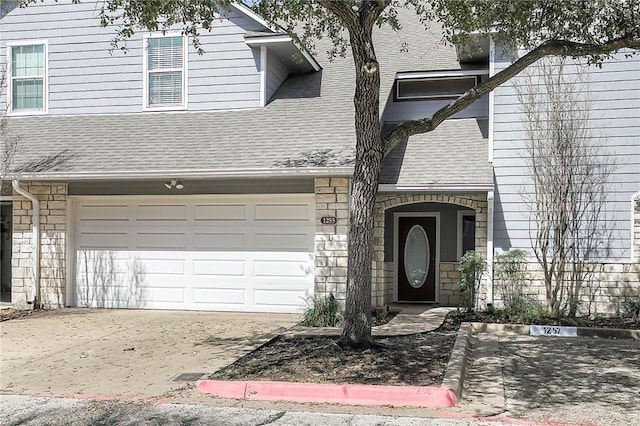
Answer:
[1,62,19,191]
[383,36,640,155]
[518,57,616,317]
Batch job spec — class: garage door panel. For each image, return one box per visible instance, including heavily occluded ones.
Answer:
[74,195,314,313]
[142,287,185,303]
[193,259,245,276]
[137,258,186,275]
[254,233,312,251]
[255,203,311,221]
[192,287,246,305]
[254,260,310,277]
[79,232,129,249]
[136,232,187,249]
[253,289,308,307]
[194,204,247,221]
[78,204,130,221]
[136,204,188,221]
[193,232,247,250]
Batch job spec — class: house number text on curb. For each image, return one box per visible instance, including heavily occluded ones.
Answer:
[530,325,578,337]
[320,216,337,225]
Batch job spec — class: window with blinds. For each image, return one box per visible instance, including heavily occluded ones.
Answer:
[10,44,46,112]
[146,36,185,107]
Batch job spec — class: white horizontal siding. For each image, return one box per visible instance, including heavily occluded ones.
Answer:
[0,0,266,115]
[492,46,640,260]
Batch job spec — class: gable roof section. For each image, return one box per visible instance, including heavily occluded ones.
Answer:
[6,6,487,182]
[380,118,491,189]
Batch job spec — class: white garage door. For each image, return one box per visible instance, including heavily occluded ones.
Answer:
[73,195,315,313]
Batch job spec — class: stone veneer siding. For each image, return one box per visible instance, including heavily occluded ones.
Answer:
[439,262,462,306]
[372,193,488,308]
[314,178,350,308]
[11,182,68,309]
[492,194,640,316]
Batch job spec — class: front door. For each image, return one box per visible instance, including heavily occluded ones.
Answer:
[397,216,437,302]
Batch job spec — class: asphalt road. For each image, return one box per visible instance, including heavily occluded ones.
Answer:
[0,394,520,426]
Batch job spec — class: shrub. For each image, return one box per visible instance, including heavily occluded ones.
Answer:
[458,251,486,312]
[494,249,530,315]
[622,297,640,326]
[300,293,343,327]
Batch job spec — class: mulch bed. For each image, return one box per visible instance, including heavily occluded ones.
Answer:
[0,308,37,322]
[211,318,459,386]
[212,310,638,386]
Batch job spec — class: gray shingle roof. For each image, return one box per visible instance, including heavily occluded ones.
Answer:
[380,118,491,186]
[6,7,489,186]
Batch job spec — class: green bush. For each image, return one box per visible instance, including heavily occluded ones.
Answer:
[459,251,486,312]
[494,249,529,314]
[300,293,343,327]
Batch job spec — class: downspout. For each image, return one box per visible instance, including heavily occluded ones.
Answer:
[486,190,495,308]
[12,180,40,306]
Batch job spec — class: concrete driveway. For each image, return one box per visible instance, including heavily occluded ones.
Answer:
[460,332,640,425]
[0,309,299,398]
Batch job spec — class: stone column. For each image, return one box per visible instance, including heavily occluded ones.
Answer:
[314,177,349,309]
[12,182,67,309]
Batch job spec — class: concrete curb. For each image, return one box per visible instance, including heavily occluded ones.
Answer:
[440,322,473,402]
[196,380,457,407]
[196,321,469,408]
[470,322,639,340]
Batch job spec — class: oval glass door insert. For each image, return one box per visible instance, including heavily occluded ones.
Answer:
[404,224,430,288]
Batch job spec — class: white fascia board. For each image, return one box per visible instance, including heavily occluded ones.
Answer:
[246,36,321,72]
[12,167,354,181]
[245,35,293,45]
[378,184,494,193]
[396,69,489,80]
[232,3,274,31]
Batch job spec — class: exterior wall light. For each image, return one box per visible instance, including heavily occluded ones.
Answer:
[164,179,184,190]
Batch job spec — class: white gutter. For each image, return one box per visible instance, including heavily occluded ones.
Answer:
[378,183,494,193]
[12,180,40,306]
[13,166,354,181]
[395,70,489,80]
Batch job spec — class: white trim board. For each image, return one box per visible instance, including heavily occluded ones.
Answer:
[393,212,440,303]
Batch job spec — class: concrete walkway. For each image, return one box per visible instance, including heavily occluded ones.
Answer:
[282,306,456,338]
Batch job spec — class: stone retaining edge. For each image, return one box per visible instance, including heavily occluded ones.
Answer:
[470,322,639,340]
[440,322,472,403]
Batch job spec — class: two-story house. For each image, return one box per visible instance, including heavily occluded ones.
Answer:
[1,1,638,315]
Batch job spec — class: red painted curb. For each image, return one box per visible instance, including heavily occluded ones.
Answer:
[196,380,457,408]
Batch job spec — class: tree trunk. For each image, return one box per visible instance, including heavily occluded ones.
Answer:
[340,21,382,347]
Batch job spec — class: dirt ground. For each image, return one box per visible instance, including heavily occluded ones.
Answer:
[212,322,458,386]
[0,308,298,398]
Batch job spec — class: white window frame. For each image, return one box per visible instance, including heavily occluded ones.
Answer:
[395,75,479,101]
[142,32,188,111]
[7,40,49,115]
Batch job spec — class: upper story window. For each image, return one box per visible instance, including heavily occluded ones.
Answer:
[144,34,187,110]
[396,76,478,101]
[9,42,47,113]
